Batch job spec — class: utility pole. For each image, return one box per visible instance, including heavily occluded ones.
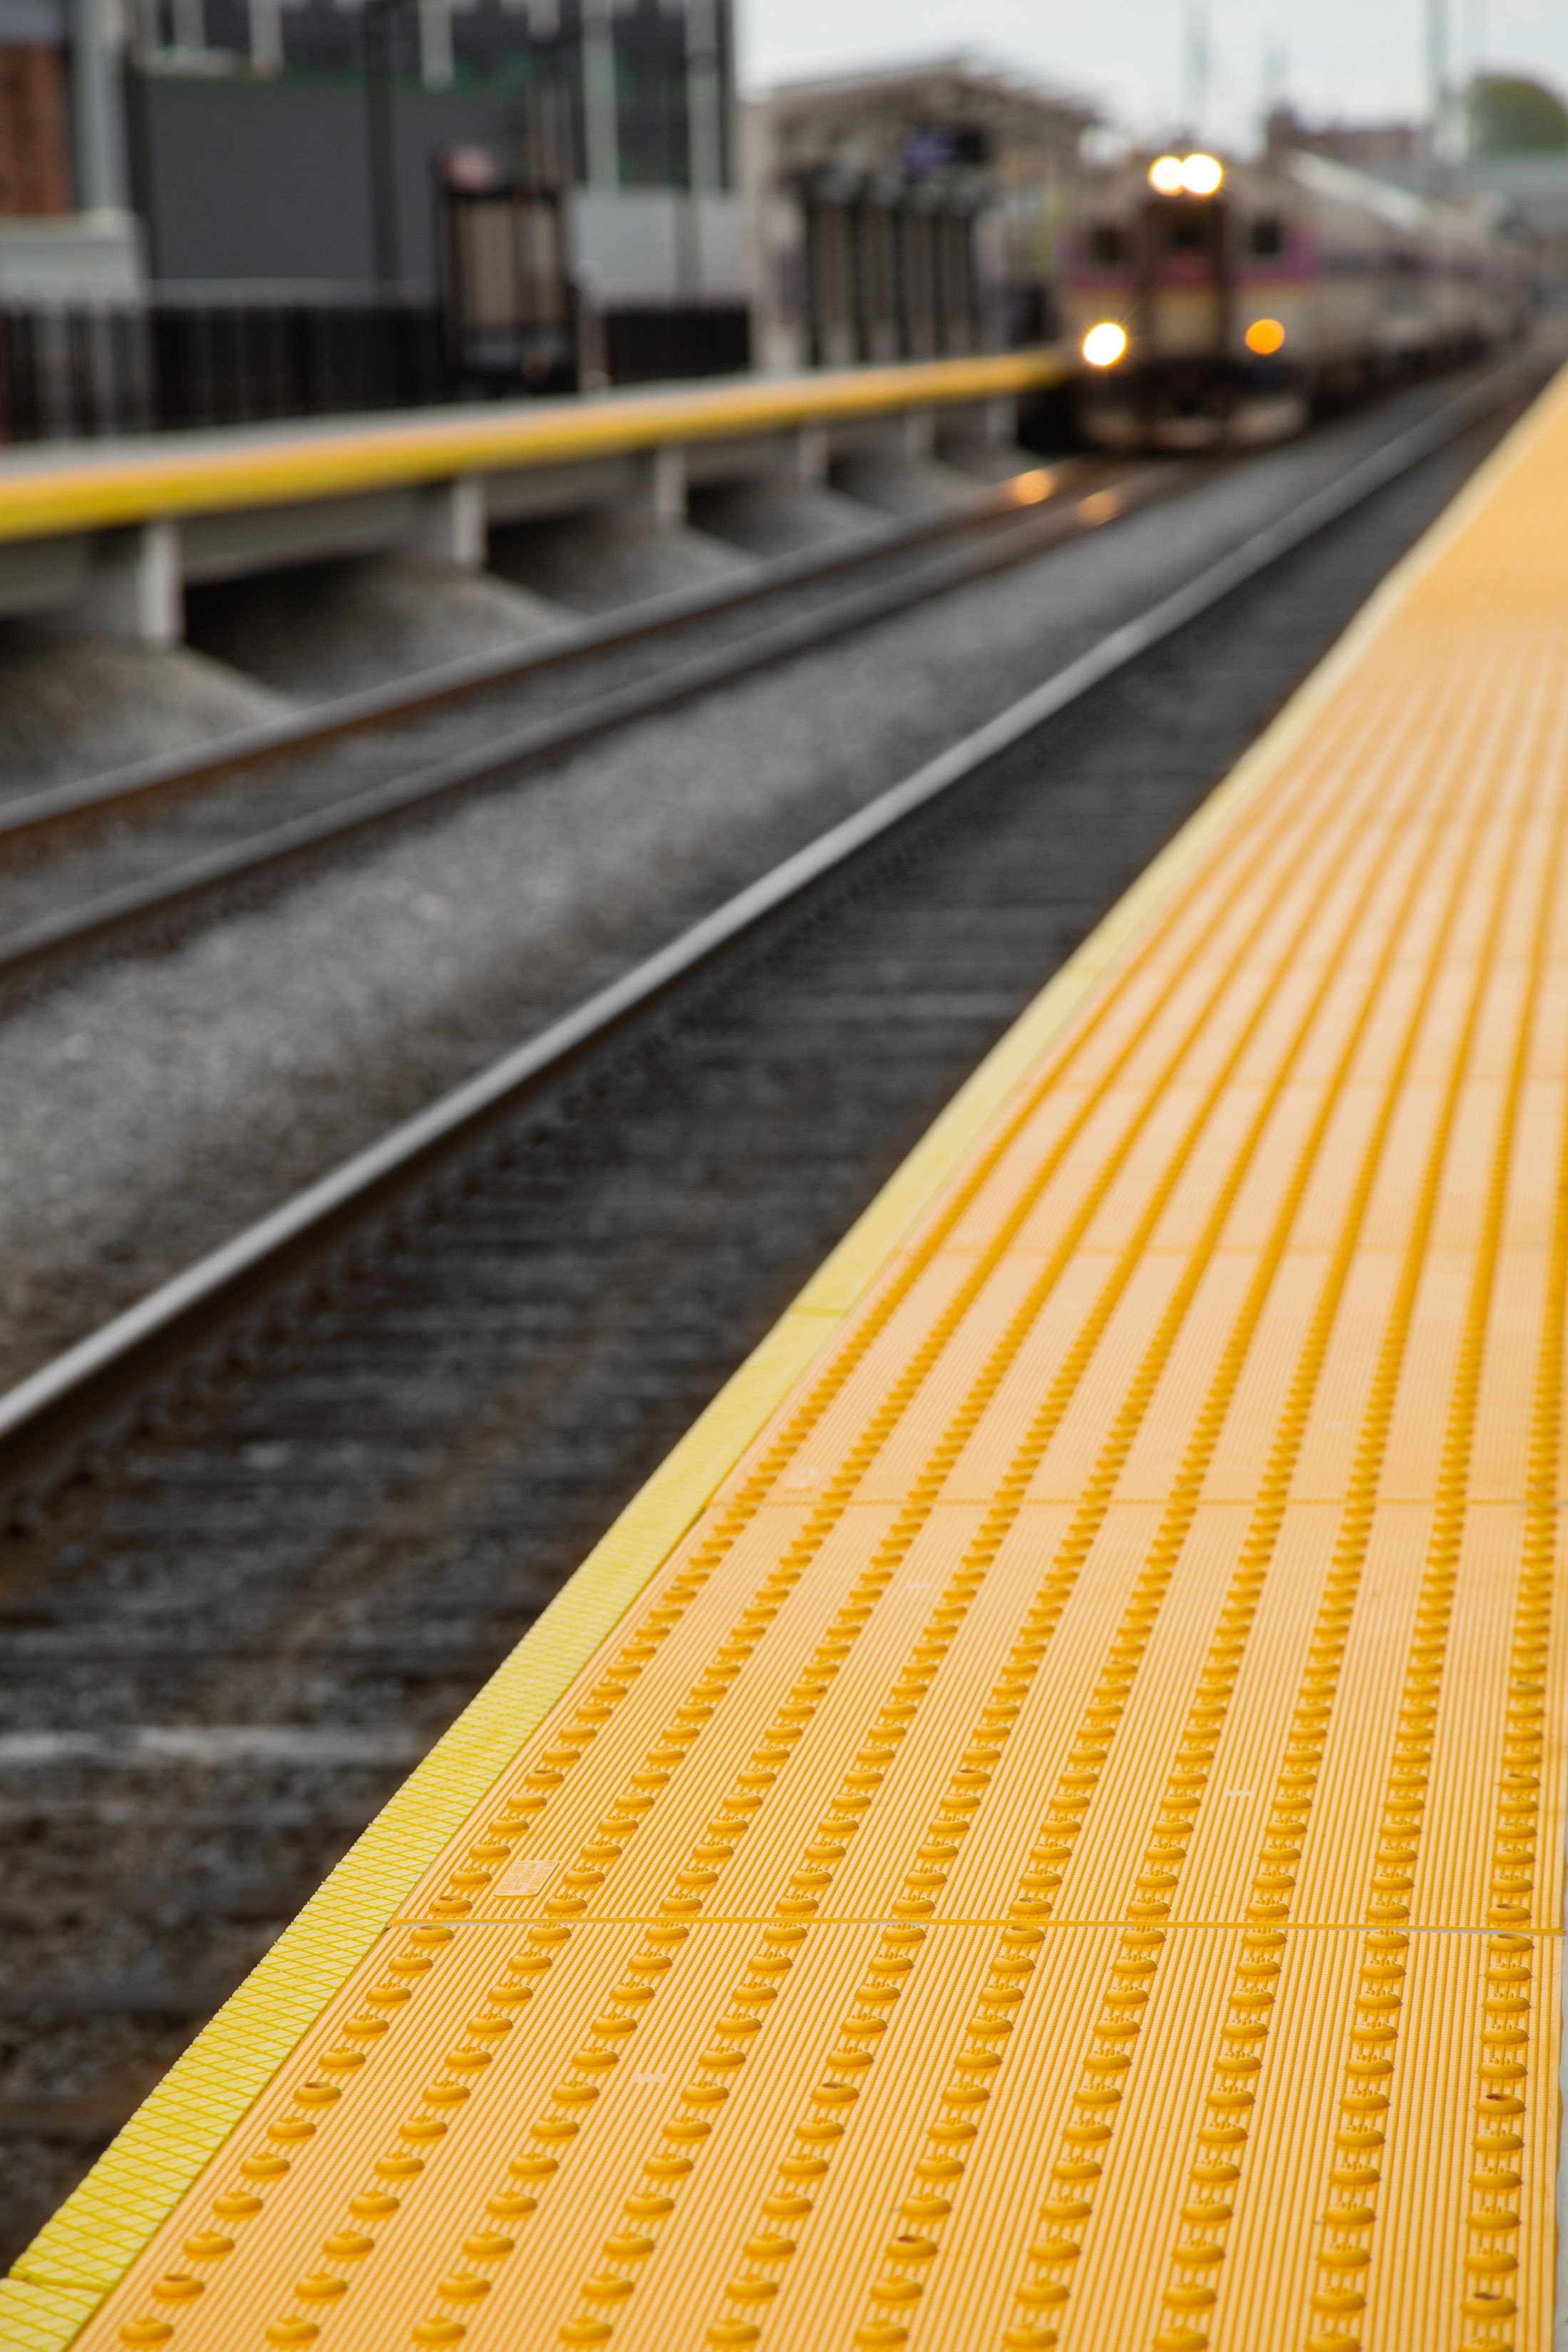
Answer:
[1426,0,1450,163]
[1462,0,1485,153]
[1261,33,1288,148]
[1262,36,1288,112]
[1185,0,1211,141]
[70,0,128,212]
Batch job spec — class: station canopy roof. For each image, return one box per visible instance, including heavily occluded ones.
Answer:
[761,56,1098,185]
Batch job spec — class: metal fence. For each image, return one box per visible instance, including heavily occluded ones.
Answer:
[602,304,751,386]
[0,306,157,441]
[0,290,753,443]
[0,292,449,442]
[153,296,450,430]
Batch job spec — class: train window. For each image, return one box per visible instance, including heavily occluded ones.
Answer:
[1168,215,1206,251]
[1250,217,1285,259]
[1088,225,1126,267]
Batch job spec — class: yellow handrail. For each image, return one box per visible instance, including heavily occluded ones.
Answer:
[0,349,1069,544]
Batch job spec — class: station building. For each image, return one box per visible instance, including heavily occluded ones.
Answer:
[0,0,747,433]
[123,0,745,354]
[746,60,1093,373]
[0,14,1090,440]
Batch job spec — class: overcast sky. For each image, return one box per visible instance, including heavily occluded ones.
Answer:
[742,1,1568,146]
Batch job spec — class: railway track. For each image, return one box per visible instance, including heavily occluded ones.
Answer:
[0,454,1170,985]
[0,349,1552,2266]
[0,456,1115,845]
[0,348,1539,991]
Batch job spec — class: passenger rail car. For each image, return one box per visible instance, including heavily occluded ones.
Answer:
[1063,149,1527,450]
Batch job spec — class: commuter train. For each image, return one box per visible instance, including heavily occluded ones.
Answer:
[1060,148,1529,450]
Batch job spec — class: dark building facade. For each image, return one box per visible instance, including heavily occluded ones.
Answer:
[124,0,736,292]
[0,0,745,439]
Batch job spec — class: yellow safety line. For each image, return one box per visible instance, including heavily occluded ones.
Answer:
[2,363,1561,2352]
[0,351,1067,544]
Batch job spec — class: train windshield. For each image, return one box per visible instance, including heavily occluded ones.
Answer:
[1142,194,1228,272]
[1139,194,1229,351]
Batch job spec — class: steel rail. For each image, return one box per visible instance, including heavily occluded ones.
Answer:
[0,352,1541,1508]
[0,457,1109,850]
[0,460,1183,982]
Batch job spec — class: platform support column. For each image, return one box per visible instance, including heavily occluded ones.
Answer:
[640,443,688,525]
[902,406,936,460]
[935,396,1016,463]
[407,475,486,568]
[68,520,182,646]
[979,393,1016,445]
[793,423,830,485]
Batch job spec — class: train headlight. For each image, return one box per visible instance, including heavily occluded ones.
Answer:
[1181,153,1224,195]
[1148,155,1185,195]
[1245,317,1286,356]
[1083,322,1129,368]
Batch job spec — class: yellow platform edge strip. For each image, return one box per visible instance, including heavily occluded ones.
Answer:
[0,350,1067,545]
[4,364,1559,2351]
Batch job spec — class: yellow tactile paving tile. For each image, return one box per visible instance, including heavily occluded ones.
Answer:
[11,366,1568,2352]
